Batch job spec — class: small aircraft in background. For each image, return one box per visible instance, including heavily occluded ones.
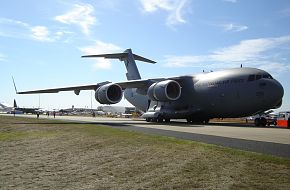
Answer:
[13,99,42,114]
[0,102,14,113]
[16,49,284,126]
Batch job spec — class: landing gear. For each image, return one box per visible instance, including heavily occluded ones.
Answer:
[145,117,170,123]
[187,117,209,124]
[254,118,260,126]
[254,117,267,127]
[164,118,171,123]
[157,116,164,123]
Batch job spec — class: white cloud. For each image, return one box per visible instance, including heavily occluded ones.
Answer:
[140,0,189,26]
[0,18,30,39]
[0,17,69,42]
[55,4,96,35]
[0,18,29,28]
[210,36,290,63]
[31,26,52,42]
[220,23,248,32]
[164,55,206,67]
[80,41,122,70]
[164,35,290,74]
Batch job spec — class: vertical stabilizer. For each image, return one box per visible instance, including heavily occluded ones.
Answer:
[82,49,156,81]
[123,49,141,80]
[13,99,17,108]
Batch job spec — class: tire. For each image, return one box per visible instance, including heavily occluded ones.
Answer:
[165,118,170,123]
[157,116,163,123]
[203,119,209,124]
[254,118,260,127]
[260,117,267,127]
[145,118,151,122]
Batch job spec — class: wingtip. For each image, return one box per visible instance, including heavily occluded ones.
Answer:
[12,76,18,94]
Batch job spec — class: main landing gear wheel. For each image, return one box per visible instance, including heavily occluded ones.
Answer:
[145,117,170,123]
[187,118,209,124]
[145,118,151,122]
[254,118,267,127]
[157,116,164,123]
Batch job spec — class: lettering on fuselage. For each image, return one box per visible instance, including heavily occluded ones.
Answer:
[196,78,245,88]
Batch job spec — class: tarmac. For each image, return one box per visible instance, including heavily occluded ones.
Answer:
[4,114,290,158]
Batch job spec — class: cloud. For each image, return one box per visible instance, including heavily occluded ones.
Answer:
[219,23,248,32]
[164,35,290,74]
[31,26,52,42]
[140,0,189,26]
[0,17,69,42]
[0,18,30,39]
[55,4,96,35]
[79,41,122,70]
[0,18,29,28]
[163,55,206,68]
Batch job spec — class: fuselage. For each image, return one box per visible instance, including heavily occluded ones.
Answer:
[125,67,284,119]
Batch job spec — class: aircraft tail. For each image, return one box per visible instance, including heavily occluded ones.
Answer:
[82,49,156,80]
[13,99,17,108]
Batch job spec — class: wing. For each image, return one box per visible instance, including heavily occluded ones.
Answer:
[17,80,157,95]
[17,76,188,95]
[17,81,110,94]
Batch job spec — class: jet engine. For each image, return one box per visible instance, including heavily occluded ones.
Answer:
[95,83,123,104]
[147,80,181,101]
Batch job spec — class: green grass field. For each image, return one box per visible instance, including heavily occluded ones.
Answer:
[0,115,289,189]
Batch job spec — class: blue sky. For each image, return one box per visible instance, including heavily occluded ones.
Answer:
[1,0,290,112]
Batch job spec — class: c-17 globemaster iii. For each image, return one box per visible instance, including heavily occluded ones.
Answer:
[17,49,284,126]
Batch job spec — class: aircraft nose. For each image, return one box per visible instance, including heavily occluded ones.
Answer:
[267,79,284,106]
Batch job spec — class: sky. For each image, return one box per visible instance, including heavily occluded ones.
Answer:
[1,0,290,112]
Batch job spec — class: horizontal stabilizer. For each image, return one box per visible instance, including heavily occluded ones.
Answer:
[82,52,156,64]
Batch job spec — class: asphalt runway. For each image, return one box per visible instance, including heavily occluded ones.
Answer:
[4,114,290,158]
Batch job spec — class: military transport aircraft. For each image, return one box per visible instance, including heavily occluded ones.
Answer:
[12,99,42,114]
[17,49,284,126]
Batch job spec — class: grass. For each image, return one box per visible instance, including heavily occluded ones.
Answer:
[0,115,289,189]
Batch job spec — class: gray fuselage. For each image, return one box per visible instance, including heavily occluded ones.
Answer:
[125,67,284,120]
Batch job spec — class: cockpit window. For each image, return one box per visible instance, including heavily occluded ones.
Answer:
[248,75,255,81]
[263,74,273,79]
[256,75,262,80]
[248,74,273,82]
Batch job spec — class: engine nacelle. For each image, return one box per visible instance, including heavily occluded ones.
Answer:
[95,83,123,104]
[147,80,181,101]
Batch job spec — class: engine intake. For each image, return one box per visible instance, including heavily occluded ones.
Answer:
[95,83,123,104]
[147,80,181,101]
